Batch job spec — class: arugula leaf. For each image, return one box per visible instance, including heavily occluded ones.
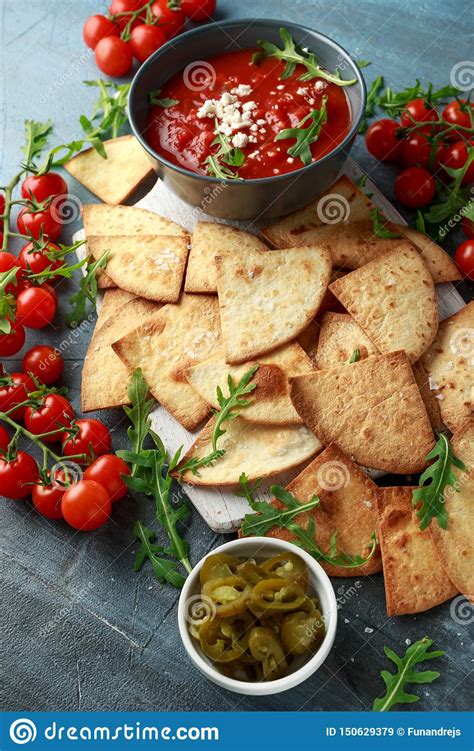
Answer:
[371,207,402,239]
[358,75,384,133]
[373,637,444,712]
[253,28,356,86]
[413,433,467,530]
[21,120,53,166]
[356,60,371,68]
[65,252,109,328]
[275,97,328,165]
[210,125,245,167]
[122,368,155,469]
[379,80,460,116]
[148,88,180,107]
[204,155,242,180]
[349,348,360,363]
[239,475,377,569]
[133,521,186,588]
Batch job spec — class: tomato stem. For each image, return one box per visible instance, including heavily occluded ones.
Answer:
[0,410,86,465]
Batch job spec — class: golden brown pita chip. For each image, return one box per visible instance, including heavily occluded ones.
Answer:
[95,289,135,331]
[113,295,220,431]
[315,312,379,368]
[297,319,320,360]
[185,221,267,293]
[176,418,321,485]
[186,342,315,426]
[421,302,474,432]
[82,296,159,412]
[87,234,189,303]
[216,246,332,363]
[395,225,461,283]
[412,360,443,433]
[429,420,474,601]
[290,350,435,473]
[376,486,457,615]
[330,244,438,363]
[264,444,382,577]
[65,135,154,204]
[82,203,186,237]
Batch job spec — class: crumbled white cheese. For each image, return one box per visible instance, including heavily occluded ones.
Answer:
[231,83,252,97]
[232,132,248,148]
[296,87,308,95]
[276,84,285,90]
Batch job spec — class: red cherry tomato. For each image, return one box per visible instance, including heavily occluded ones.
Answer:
[129,23,167,62]
[22,345,64,385]
[0,252,22,293]
[394,167,436,209]
[0,323,25,357]
[442,100,474,139]
[0,425,10,452]
[441,140,474,184]
[24,394,74,444]
[461,217,474,239]
[0,451,38,499]
[84,454,130,502]
[19,240,64,279]
[95,36,133,77]
[0,193,5,215]
[400,98,439,128]
[61,480,111,531]
[181,0,216,21]
[365,119,403,162]
[402,133,446,171]
[454,240,474,281]
[15,285,57,329]
[83,14,120,49]
[21,173,68,204]
[17,206,62,241]
[109,0,144,29]
[32,480,65,519]
[150,0,185,36]
[0,372,35,419]
[62,419,112,464]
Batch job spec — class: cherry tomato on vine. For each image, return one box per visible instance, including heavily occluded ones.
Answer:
[19,240,64,279]
[0,193,5,216]
[0,323,25,358]
[365,119,403,162]
[17,206,62,241]
[83,14,120,49]
[24,394,74,444]
[32,480,65,519]
[21,173,68,204]
[442,100,474,139]
[0,252,22,293]
[441,140,474,184]
[15,285,57,329]
[84,454,130,502]
[0,372,35,419]
[150,0,185,37]
[454,240,474,280]
[23,345,64,386]
[461,217,474,239]
[129,23,167,62]
[0,451,38,500]
[394,166,436,209]
[400,98,439,129]
[95,36,133,77]
[0,425,10,452]
[61,480,112,531]
[62,419,112,464]
[109,0,144,29]
[181,0,216,21]
[402,132,446,171]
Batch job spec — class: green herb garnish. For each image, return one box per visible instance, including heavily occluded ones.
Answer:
[371,207,402,239]
[65,251,109,328]
[413,433,467,530]
[275,97,328,165]
[148,88,180,107]
[358,75,384,133]
[349,348,360,363]
[209,125,245,167]
[373,637,444,712]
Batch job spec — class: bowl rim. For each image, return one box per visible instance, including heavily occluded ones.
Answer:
[128,17,367,186]
[177,536,338,696]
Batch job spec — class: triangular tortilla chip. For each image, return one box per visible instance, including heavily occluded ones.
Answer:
[65,135,153,205]
[396,225,461,283]
[95,288,136,331]
[421,302,474,432]
[113,295,220,431]
[428,420,474,602]
[315,312,379,368]
[82,295,159,412]
[264,444,382,577]
[87,235,189,303]
[290,350,435,473]
[176,418,321,485]
[411,360,442,433]
[82,203,186,237]
[216,246,332,363]
[376,486,457,615]
[330,244,438,363]
[186,342,315,426]
[185,221,268,293]
[297,319,320,360]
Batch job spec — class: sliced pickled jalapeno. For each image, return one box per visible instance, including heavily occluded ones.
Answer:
[261,552,308,588]
[199,554,238,586]
[201,575,251,617]
[236,560,271,585]
[248,627,288,680]
[250,578,306,614]
[280,610,325,655]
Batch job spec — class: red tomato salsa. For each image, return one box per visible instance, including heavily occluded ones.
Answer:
[146,49,352,179]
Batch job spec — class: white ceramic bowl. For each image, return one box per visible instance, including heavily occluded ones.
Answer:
[178,537,337,696]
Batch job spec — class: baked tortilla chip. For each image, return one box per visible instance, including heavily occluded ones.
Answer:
[216,246,332,363]
[265,444,382,577]
[186,342,315,426]
[95,288,135,332]
[185,221,267,293]
[376,486,457,615]
[176,418,321,485]
[82,203,186,238]
[297,319,320,360]
[421,302,474,431]
[412,360,443,433]
[315,312,379,368]
[113,295,220,430]
[396,225,461,283]
[87,234,189,303]
[65,135,154,204]
[428,420,474,602]
[330,244,438,363]
[290,350,435,473]
[82,296,159,412]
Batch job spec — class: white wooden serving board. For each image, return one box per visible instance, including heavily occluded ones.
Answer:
[75,157,465,533]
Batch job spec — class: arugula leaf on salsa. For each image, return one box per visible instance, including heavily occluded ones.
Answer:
[275,96,328,165]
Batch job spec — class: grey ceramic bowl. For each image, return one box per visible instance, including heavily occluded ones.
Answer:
[128,18,366,222]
